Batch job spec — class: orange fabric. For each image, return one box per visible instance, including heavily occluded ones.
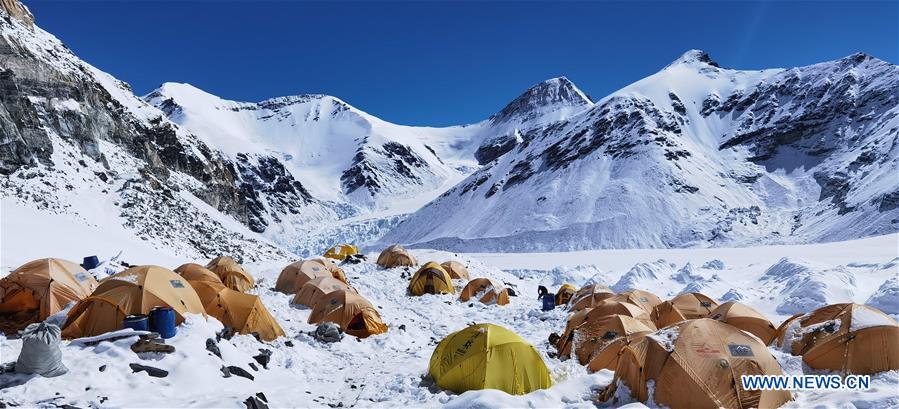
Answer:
[276,260,333,294]
[376,245,418,268]
[440,261,470,280]
[204,287,284,341]
[652,292,719,328]
[0,258,98,333]
[459,278,510,306]
[779,303,899,375]
[708,302,777,344]
[292,277,355,308]
[175,263,223,285]
[206,256,255,292]
[308,289,387,338]
[602,319,791,409]
[61,265,205,339]
[606,290,663,314]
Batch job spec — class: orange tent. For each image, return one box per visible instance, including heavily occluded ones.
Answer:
[602,319,791,409]
[61,265,206,338]
[708,302,777,345]
[0,258,98,333]
[555,284,577,305]
[292,277,355,308]
[459,278,509,306]
[275,260,332,294]
[565,301,657,335]
[651,292,719,328]
[777,303,899,375]
[376,245,418,268]
[562,314,654,365]
[440,261,470,280]
[204,287,285,341]
[570,285,616,312]
[311,257,349,284]
[189,280,228,306]
[174,263,222,285]
[308,289,387,338]
[605,289,663,314]
[206,256,255,292]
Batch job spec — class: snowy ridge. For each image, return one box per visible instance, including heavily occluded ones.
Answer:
[380,50,899,252]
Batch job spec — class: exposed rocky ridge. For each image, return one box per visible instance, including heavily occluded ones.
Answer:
[0,2,296,259]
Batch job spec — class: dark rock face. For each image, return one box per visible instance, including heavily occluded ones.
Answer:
[489,77,592,125]
[474,133,519,165]
[341,141,428,196]
[233,154,315,232]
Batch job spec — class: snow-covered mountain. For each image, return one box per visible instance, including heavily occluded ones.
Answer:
[381,50,899,252]
[140,77,593,251]
[2,0,897,257]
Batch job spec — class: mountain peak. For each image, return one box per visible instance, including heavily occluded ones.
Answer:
[490,76,592,125]
[666,49,720,69]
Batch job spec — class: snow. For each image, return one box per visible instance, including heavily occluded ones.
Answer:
[647,326,680,353]
[850,306,898,332]
[2,218,899,407]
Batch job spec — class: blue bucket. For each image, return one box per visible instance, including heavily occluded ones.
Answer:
[123,314,149,331]
[81,255,100,270]
[541,293,556,311]
[149,307,177,339]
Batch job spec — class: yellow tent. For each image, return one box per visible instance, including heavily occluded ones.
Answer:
[308,289,387,338]
[409,262,455,296]
[206,256,255,292]
[61,265,206,338]
[323,243,359,261]
[204,287,285,341]
[429,323,552,395]
[0,258,99,334]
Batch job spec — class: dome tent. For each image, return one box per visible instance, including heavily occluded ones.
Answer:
[440,261,470,280]
[555,283,577,305]
[777,303,899,375]
[459,278,509,306]
[569,284,615,312]
[605,289,663,314]
[0,258,99,334]
[376,244,418,268]
[708,301,777,345]
[292,276,355,308]
[61,265,206,339]
[308,289,387,338]
[206,256,255,292]
[174,263,222,285]
[651,292,719,328]
[564,301,657,336]
[204,287,285,341]
[602,319,791,409]
[428,323,552,395]
[564,314,654,365]
[311,257,349,284]
[409,262,455,296]
[276,260,332,294]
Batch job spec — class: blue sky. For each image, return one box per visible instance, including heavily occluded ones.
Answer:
[25,1,898,126]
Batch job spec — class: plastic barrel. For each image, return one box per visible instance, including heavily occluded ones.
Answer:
[123,314,149,331]
[541,294,556,311]
[149,307,177,339]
